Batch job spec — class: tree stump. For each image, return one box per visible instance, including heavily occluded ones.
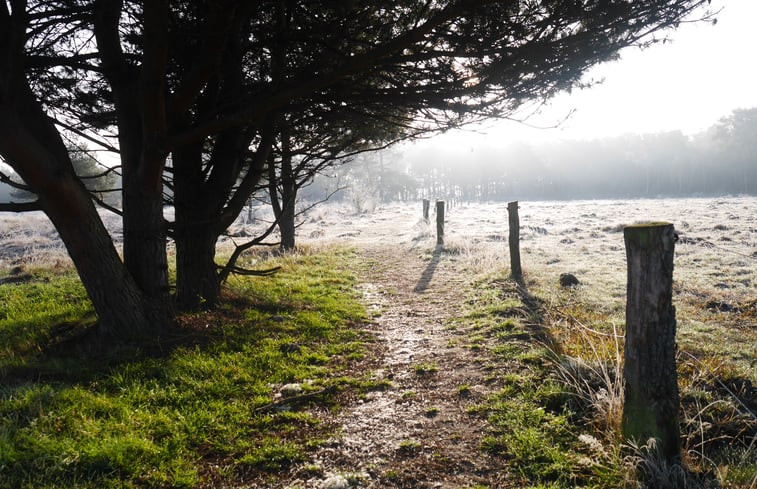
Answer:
[436,200,445,245]
[507,201,522,280]
[423,199,430,223]
[622,222,680,462]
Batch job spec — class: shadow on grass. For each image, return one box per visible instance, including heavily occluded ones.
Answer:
[512,275,561,353]
[0,291,290,386]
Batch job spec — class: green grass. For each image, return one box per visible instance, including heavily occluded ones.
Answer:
[412,362,439,376]
[0,248,370,489]
[460,275,629,488]
[463,271,756,489]
[0,270,95,371]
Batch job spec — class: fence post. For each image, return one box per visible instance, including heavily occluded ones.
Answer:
[622,222,680,462]
[423,199,430,223]
[507,201,522,280]
[436,200,445,245]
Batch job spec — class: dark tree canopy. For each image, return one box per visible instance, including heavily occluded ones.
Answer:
[0,0,713,337]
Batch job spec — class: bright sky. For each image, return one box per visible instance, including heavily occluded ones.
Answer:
[426,0,757,147]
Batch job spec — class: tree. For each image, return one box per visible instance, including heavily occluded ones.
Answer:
[7,141,120,205]
[1,0,715,336]
[266,109,408,251]
[703,108,757,195]
[170,0,716,309]
[0,1,158,339]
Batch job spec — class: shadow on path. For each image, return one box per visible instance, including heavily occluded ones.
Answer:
[413,245,443,293]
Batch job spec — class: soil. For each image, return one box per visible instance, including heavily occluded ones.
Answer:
[274,243,518,489]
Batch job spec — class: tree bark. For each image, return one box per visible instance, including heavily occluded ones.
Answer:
[173,141,224,310]
[43,175,156,340]
[93,0,172,320]
[276,127,297,251]
[175,226,221,309]
[121,166,171,308]
[279,182,296,251]
[622,222,680,462]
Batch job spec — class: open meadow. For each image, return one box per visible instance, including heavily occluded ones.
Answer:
[282,196,757,376]
[0,196,754,488]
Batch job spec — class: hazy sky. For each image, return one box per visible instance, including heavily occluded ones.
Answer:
[424,0,757,148]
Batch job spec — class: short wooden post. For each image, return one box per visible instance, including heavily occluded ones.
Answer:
[622,223,680,462]
[507,201,522,280]
[423,199,430,223]
[436,200,445,245]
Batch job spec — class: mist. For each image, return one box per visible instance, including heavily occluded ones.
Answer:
[303,108,757,205]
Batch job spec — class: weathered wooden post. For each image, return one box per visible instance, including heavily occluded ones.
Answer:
[507,201,522,280]
[622,223,680,462]
[423,199,430,223]
[436,200,445,245]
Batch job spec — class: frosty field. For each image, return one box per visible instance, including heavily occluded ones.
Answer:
[287,196,756,376]
[1,196,755,377]
[0,196,754,488]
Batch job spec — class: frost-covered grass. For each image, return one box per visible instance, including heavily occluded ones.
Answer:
[1,196,754,487]
[389,197,754,488]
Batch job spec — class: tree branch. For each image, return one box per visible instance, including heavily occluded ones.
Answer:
[166,2,480,148]
[52,116,121,153]
[0,200,42,212]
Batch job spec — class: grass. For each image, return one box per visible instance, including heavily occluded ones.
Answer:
[412,362,439,376]
[397,439,422,455]
[459,268,756,489]
[0,247,371,489]
[0,269,95,371]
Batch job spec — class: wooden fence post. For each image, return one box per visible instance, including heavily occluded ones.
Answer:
[622,222,680,462]
[436,200,445,245]
[423,199,430,223]
[507,201,522,280]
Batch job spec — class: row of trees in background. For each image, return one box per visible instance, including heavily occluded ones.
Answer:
[305,107,757,204]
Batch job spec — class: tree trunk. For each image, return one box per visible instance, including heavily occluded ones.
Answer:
[173,142,223,310]
[119,154,172,322]
[171,124,272,311]
[271,124,296,251]
[622,222,680,462]
[93,0,172,323]
[279,181,296,251]
[115,76,171,314]
[0,117,154,339]
[175,226,221,309]
[43,176,156,339]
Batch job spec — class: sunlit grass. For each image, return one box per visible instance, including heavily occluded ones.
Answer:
[0,247,370,489]
[0,270,95,372]
[461,264,756,489]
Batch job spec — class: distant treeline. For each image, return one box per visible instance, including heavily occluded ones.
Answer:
[304,108,757,204]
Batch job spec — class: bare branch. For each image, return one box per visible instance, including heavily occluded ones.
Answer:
[0,200,43,212]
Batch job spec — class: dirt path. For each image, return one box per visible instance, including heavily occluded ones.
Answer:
[283,243,515,488]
